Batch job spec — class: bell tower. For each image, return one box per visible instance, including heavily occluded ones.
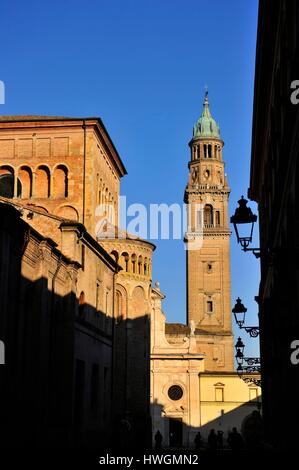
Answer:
[184,91,234,370]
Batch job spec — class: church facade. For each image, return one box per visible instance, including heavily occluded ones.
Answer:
[150,94,261,448]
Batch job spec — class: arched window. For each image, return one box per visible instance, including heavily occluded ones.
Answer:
[116,291,123,321]
[104,188,109,216]
[79,291,85,318]
[204,204,213,226]
[35,165,50,198]
[138,255,143,275]
[110,250,119,264]
[120,252,129,272]
[0,166,21,198]
[18,166,32,198]
[56,205,79,221]
[131,254,136,274]
[204,144,207,158]
[53,165,68,198]
[144,257,148,276]
[115,286,127,321]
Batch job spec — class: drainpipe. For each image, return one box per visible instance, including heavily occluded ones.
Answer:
[82,120,87,226]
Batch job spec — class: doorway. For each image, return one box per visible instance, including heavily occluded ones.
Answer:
[169,418,183,447]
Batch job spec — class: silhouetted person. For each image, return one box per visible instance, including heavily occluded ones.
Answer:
[154,430,163,450]
[228,427,244,450]
[194,431,201,450]
[217,430,223,449]
[208,429,218,450]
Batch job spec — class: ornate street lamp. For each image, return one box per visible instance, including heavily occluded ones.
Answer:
[230,196,260,257]
[231,198,262,387]
[232,298,260,337]
[235,339,261,387]
[235,337,245,364]
[235,339,245,368]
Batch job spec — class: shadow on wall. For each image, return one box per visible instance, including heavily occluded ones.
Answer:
[0,205,151,450]
[0,275,152,450]
[150,398,263,451]
[0,204,263,451]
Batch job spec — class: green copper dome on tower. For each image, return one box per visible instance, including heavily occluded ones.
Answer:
[192,91,220,139]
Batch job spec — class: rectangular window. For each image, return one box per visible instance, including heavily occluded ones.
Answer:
[207,301,213,313]
[249,388,258,401]
[215,388,224,402]
[208,144,212,158]
[204,205,213,226]
[215,211,220,226]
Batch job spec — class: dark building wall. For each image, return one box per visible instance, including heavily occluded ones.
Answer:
[0,204,118,448]
[249,0,299,450]
[0,204,77,446]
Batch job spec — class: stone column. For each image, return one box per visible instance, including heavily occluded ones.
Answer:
[31,171,36,198]
[49,170,54,197]
[13,170,18,198]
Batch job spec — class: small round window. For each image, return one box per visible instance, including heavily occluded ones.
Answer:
[168,385,183,401]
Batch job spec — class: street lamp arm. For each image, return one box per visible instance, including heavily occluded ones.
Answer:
[243,326,260,338]
[242,247,261,258]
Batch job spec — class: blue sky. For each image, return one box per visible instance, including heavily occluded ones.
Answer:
[1,0,259,356]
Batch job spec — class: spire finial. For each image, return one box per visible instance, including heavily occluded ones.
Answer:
[202,86,211,117]
[203,85,209,108]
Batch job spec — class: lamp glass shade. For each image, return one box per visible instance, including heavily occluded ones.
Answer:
[230,196,257,248]
[232,297,247,327]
